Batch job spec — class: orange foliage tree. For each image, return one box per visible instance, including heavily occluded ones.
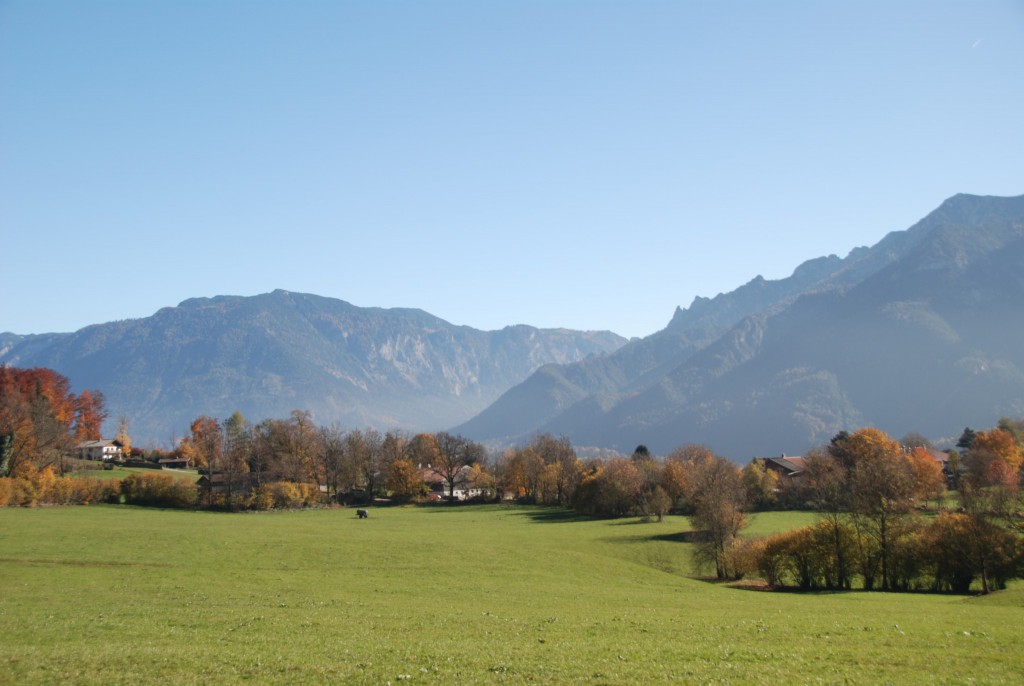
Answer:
[908,447,946,503]
[73,389,107,441]
[967,428,1023,480]
[0,367,105,475]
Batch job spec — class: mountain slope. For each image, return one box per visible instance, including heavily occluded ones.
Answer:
[459,193,1024,457]
[0,290,626,445]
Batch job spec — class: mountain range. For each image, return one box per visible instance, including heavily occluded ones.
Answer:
[0,293,625,445]
[454,193,1024,457]
[3,193,1023,458]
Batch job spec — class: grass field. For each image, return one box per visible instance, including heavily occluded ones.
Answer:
[2,505,1022,685]
[67,466,200,481]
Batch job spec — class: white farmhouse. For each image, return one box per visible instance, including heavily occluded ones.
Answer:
[74,439,124,462]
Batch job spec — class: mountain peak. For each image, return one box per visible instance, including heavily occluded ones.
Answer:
[459,192,1024,458]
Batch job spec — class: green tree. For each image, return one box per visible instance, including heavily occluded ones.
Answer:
[221,411,251,509]
[956,427,977,451]
[0,433,13,477]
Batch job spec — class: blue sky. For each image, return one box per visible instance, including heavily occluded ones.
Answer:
[2,1,1022,339]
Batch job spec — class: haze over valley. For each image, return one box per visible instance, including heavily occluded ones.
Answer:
[4,193,1022,458]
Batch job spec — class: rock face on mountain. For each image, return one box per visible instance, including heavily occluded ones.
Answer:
[456,193,1024,458]
[0,291,626,445]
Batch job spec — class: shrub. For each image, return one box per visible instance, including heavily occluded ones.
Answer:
[757,534,789,588]
[251,484,274,511]
[7,477,37,507]
[68,477,121,505]
[921,513,1024,593]
[756,520,859,590]
[726,536,765,580]
[296,482,323,507]
[121,473,196,508]
[268,482,303,509]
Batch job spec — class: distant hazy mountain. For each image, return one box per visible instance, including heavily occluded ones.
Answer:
[456,193,1024,458]
[0,291,626,445]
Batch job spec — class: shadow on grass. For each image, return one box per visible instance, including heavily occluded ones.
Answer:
[510,507,592,524]
[601,530,701,545]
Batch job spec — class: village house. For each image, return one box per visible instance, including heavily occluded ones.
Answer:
[420,464,492,501]
[755,454,806,478]
[754,448,952,479]
[157,456,191,470]
[74,439,124,462]
[196,471,257,496]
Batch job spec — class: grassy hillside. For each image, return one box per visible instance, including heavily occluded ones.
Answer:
[1,506,1021,685]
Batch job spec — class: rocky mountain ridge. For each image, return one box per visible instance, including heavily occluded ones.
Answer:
[456,193,1024,457]
[0,290,626,445]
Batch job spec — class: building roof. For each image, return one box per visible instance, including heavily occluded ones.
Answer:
[75,439,123,449]
[758,455,805,476]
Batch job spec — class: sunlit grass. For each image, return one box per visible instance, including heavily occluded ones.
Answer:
[67,466,199,481]
[2,505,1022,684]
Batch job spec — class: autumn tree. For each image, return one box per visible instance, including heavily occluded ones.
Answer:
[678,451,748,580]
[499,446,545,502]
[114,416,132,459]
[282,410,322,485]
[380,430,408,477]
[797,447,855,588]
[318,424,347,498]
[530,434,581,505]
[433,432,485,501]
[996,417,1024,454]
[181,416,222,506]
[660,457,690,511]
[741,459,780,510]
[248,419,279,486]
[385,458,425,502]
[498,434,581,505]
[0,367,94,475]
[247,411,324,486]
[631,444,665,517]
[338,428,388,500]
[663,444,717,512]
[842,428,916,590]
[183,416,222,471]
[907,447,946,505]
[73,389,107,441]
[960,427,1022,524]
[647,486,672,522]
[921,512,1023,593]
[406,433,441,467]
[220,411,251,509]
[571,457,644,517]
[965,428,1022,481]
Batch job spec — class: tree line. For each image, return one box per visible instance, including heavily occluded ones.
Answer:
[2,366,1022,593]
[749,426,1023,593]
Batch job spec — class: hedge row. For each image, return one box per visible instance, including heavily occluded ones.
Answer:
[0,466,327,511]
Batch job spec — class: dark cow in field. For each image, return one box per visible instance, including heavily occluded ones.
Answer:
[356,509,369,519]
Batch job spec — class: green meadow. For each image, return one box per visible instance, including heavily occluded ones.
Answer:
[1,505,1021,685]
[67,466,200,482]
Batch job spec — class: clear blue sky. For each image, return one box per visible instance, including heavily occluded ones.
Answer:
[2,1,1022,339]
